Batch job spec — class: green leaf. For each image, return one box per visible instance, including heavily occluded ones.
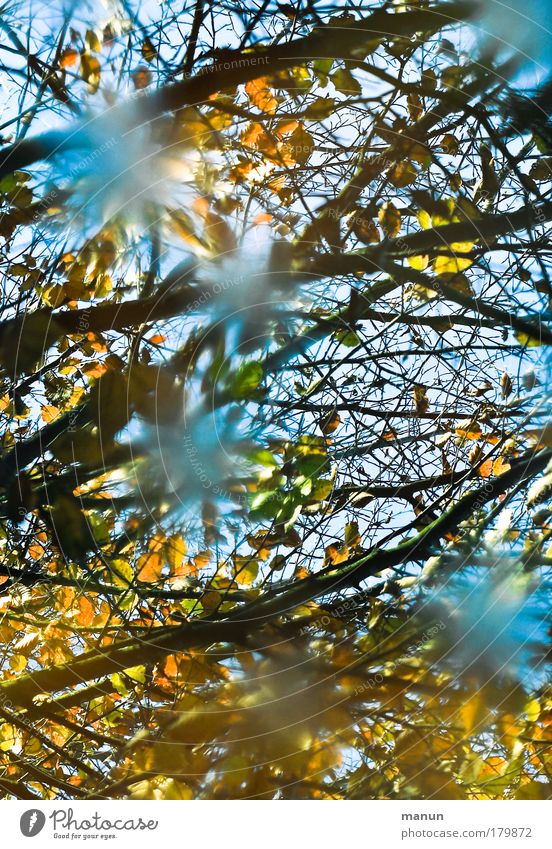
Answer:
[336,329,360,347]
[230,362,264,399]
[331,68,362,96]
[312,58,333,86]
[305,97,335,120]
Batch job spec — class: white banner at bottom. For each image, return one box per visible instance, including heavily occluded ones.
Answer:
[3,799,552,848]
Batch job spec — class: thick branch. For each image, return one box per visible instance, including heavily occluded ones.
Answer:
[0,3,474,178]
[2,446,549,707]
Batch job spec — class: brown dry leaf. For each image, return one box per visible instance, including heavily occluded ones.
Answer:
[388,161,417,188]
[203,211,237,255]
[85,29,102,52]
[378,201,401,237]
[351,214,380,244]
[407,91,423,121]
[132,65,151,90]
[320,410,341,434]
[201,590,221,613]
[164,655,179,677]
[193,550,212,570]
[287,125,315,166]
[141,37,157,63]
[500,372,513,398]
[455,420,482,440]
[413,384,429,414]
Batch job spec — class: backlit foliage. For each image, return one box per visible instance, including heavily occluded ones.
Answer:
[0,0,550,800]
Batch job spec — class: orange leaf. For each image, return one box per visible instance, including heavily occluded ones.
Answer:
[82,361,108,379]
[41,404,60,423]
[137,551,163,582]
[60,47,79,69]
[479,458,493,478]
[245,78,278,114]
[193,550,211,570]
[164,655,179,677]
[253,212,272,225]
[77,595,95,626]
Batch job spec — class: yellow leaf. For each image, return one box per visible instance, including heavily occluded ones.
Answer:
[305,97,335,120]
[514,330,543,347]
[85,29,102,52]
[165,535,187,573]
[110,558,134,586]
[525,698,541,722]
[331,67,362,95]
[492,456,511,476]
[344,520,361,548]
[160,778,194,800]
[269,554,286,571]
[80,52,101,93]
[434,242,474,275]
[124,665,145,683]
[201,590,221,613]
[417,209,432,229]
[407,254,429,270]
[311,479,334,502]
[440,133,459,154]
[0,723,18,752]
[233,556,259,586]
[9,654,27,672]
[460,692,485,733]
[516,781,551,800]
